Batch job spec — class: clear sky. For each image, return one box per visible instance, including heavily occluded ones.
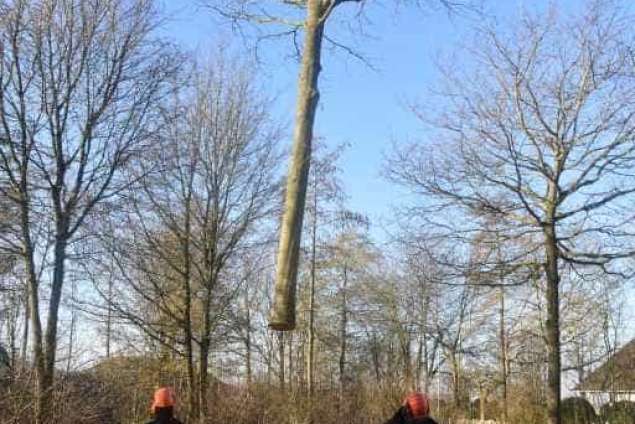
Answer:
[158,0,591,236]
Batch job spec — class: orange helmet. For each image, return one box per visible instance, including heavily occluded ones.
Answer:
[151,387,176,413]
[404,392,430,418]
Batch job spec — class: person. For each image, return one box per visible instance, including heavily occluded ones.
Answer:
[146,387,184,424]
[384,392,438,424]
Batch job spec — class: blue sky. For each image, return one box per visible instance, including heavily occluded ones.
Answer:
[159,0,591,237]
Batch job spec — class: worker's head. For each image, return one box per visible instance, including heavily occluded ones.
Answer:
[404,392,430,418]
[151,386,176,415]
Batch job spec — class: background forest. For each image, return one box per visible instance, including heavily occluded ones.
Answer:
[0,1,634,423]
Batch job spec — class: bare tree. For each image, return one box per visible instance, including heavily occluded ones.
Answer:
[0,1,178,420]
[91,54,282,423]
[386,3,635,423]
[303,141,346,396]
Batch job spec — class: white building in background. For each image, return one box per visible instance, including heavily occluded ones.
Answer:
[576,338,635,411]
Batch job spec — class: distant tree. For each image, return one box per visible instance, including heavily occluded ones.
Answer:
[0,1,178,420]
[386,4,635,423]
[94,54,281,422]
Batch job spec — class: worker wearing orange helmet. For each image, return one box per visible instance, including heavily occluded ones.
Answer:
[146,387,184,424]
[384,392,438,424]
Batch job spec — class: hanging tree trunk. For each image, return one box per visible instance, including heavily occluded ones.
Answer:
[270,0,326,331]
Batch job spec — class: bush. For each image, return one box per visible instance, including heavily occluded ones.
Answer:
[600,401,635,424]
[561,397,598,424]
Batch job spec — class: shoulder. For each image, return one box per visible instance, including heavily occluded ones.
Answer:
[410,417,438,424]
[385,406,408,424]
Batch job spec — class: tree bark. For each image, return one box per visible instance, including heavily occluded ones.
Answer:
[338,264,348,398]
[544,223,561,424]
[40,234,69,419]
[416,335,423,391]
[270,0,325,331]
[199,276,214,424]
[500,287,508,423]
[278,331,285,390]
[21,284,29,363]
[288,332,294,390]
[245,290,252,388]
[183,191,198,421]
[66,280,77,374]
[106,272,112,359]
[451,352,461,408]
[479,384,486,421]
[21,201,46,424]
[199,335,210,423]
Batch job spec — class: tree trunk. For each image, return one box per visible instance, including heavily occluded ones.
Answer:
[7,293,18,373]
[307,177,318,396]
[339,264,348,398]
[423,334,431,393]
[371,334,381,383]
[21,199,46,424]
[267,335,272,385]
[40,235,69,419]
[479,384,486,421]
[288,332,294,390]
[416,335,423,391]
[245,291,252,388]
[270,0,325,331]
[451,353,461,408]
[199,276,214,423]
[422,289,432,393]
[544,223,561,424]
[66,280,76,374]
[21,285,29,363]
[500,287,508,423]
[278,331,285,390]
[199,336,210,423]
[183,196,198,421]
[106,272,112,359]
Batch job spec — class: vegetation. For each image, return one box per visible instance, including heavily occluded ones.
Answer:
[0,1,634,424]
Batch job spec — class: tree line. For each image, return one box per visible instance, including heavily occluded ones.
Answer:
[0,1,634,424]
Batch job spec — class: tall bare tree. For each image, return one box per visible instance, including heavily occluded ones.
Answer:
[0,1,178,420]
[303,141,346,396]
[386,3,635,423]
